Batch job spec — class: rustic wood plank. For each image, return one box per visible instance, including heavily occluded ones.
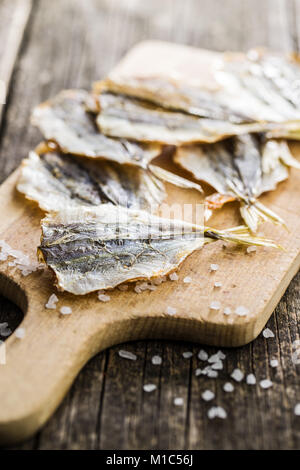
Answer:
[0,0,299,450]
[0,0,33,126]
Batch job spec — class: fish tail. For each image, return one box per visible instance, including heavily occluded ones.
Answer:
[204,225,282,249]
[239,200,287,233]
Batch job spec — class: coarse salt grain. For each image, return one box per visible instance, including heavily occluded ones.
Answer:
[118,350,137,361]
[201,390,215,401]
[143,384,157,393]
[98,294,111,302]
[15,328,25,339]
[198,349,208,361]
[183,276,192,284]
[247,246,257,254]
[152,355,162,365]
[246,374,256,385]
[0,322,11,337]
[165,306,177,316]
[235,306,249,317]
[231,368,244,382]
[60,306,72,315]
[208,406,227,419]
[207,370,218,378]
[195,368,203,376]
[169,272,179,281]
[260,379,273,389]
[208,351,225,363]
[210,301,221,311]
[45,293,59,309]
[174,397,184,406]
[294,403,300,416]
[214,281,222,288]
[182,351,193,359]
[210,263,219,272]
[263,328,274,338]
[223,307,231,316]
[211,360,223,370]
[223,382,234,393]
[270,359,279,368]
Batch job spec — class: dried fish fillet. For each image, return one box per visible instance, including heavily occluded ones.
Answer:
[96,92,261,145]
[31,89,161,168]
[38,205,279,295]
[175,135,300,232]
[17,146,166,212]
[97,48,300,141]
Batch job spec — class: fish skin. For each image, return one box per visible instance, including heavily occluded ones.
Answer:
[31,89,161,168]
[174,134,297,232]
[38,205,279,295]
[96,48,300,141]
[17,145,166,213]
[96,92,262,145]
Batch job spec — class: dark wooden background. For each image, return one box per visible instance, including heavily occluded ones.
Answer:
[0,0,299,450]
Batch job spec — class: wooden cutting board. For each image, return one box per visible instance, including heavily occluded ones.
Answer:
[1,40,300,445]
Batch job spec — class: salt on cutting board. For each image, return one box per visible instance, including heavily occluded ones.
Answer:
[0,40,300,445]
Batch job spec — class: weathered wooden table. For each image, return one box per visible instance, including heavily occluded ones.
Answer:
[0,0,299,450]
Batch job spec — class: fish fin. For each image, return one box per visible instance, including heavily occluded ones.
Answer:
[148,164,203,193]
[240,200,287,233]
[205,192,236,209]
[279,141,300,170]
[204,225,282,250]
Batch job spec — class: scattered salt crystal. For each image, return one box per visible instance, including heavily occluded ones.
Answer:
[183,276,192,284]
[198,349,208,361]
[60,306,72,315]
[223,382,234,393]
[210,301,221,311]
[270,359,279,368]
[118,350,137,361]
[207,370,218,378]
[152,276,167,286]
[174,397,184,406]
[211,360,223,370]
[260,379,273,389]
[214,281,222,288]
[208,351,225,362]
[247,246,257,254]
[201,390,215,401]
[235,306,249,317]
[294,403,300,416]
[15,327,25,339]
[134,285,142,294]
[263,328,275,339]
[165,306,177,316]
[210,263,219,272]
[208,406,227,419]
[169,272,179,281]
[98,294,111,302]
[195,368,203,376]
[143,383,157,393]
[45,293,59,309]
[152,355,162,365]
[118,284,128,291]
[246,374,256,385]
[0,322,11,337]
[223,307,232,316]
[182,351,193,359]
[231,368,244,382]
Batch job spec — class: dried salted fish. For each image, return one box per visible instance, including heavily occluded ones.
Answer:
[96,92,260,145]
[31,89,161,168]
[97,48,300,141]
[17,145,166,212]
[38,205,279,295]
[175,134,300,232]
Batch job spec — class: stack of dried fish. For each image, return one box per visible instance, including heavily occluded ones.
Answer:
[17,46,298,296]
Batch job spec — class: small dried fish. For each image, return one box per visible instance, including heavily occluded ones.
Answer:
[175,134,300,232]
[38,205,279,295]
[31,89,161,168]
[96,92,261,145]
[17,145,166,212]
[97,48,300,141]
